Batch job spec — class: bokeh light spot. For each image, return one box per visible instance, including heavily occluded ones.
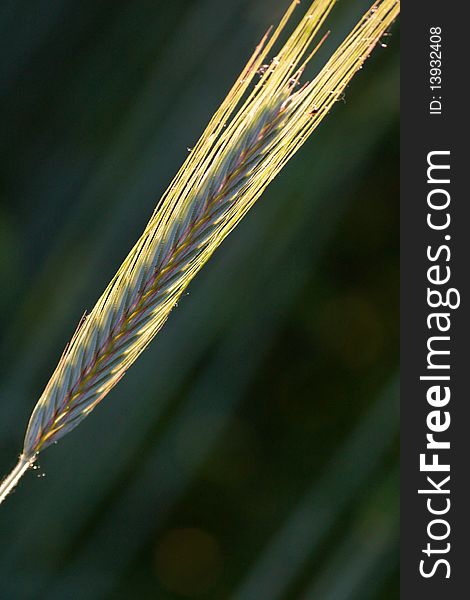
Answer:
[155,527,222,597]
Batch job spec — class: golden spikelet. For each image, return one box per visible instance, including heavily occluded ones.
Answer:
[0,0,399,505]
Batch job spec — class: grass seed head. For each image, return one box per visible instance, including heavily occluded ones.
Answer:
[0,0,399,504]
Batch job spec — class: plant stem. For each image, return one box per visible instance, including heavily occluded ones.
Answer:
[0,454,35,505]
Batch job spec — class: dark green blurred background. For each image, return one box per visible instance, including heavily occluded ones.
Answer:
[0,1,399,598]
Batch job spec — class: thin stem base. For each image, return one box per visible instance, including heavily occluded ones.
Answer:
[0,454,35,505]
